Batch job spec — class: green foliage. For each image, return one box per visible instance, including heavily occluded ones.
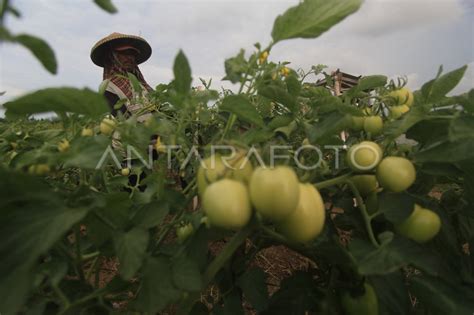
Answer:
[1,0,473,314]
[93,0,118,14]
[271,0,363,44]
[4,87,110,119]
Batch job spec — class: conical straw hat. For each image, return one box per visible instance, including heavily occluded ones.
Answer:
[90,32,152,67]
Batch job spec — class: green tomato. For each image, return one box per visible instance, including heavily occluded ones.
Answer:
[351,116,366,131]
[363,116,383,135]
[176,223,194,243]
[351,175,378,196]
[395,204,441,243]
[57,139,70,153]
[346,141,383,172]
[376,157,416,192]
[276,183,325,243]
[341,283,379,315]
[197,154,253,197]
[81,128,94,137]
[390,105,410,119]
[388,87,414,107]
[100,117,116,136]
[202,179,252,230]
[249,166,300,222]
[28,164,50,176]
[121,168,131,176]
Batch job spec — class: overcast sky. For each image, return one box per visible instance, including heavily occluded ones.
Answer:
[0,0,473,116]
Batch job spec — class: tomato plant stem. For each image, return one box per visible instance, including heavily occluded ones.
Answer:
[345,180,380,248]
[178,222,254,314]
[74,226,86,282]
[314,173,352,190]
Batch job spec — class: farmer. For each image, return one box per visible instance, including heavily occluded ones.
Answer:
[90,32,154,122]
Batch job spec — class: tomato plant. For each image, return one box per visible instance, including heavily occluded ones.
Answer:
[1,0,473,314]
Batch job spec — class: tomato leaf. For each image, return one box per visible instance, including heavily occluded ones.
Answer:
[14,33,57,74]
[410,275,474,315]
[223,49,247,84]
[93,0,118,13]
[0,168,88,314]
[114,228,149,280]
[236,267,269,312]
[448,116,474,142]
[345,75,387,98]
[306,112,351,144]
[267,114,294,130]
[258,84,297,112]
[173,50,192,96]
[62,135,112,169]
[349,237,444,276]
[220,95,264,127]
[421,65,468,103]
[4,87,109,119]
[414,139,474,163]
[384,106,427,141]
[132,201,170,228]
[369,273,411,315]
[171,256,202,292]
[263,271,323,314]
[378,192,415,224]
[133,257,181,313]
[271,0,362,44]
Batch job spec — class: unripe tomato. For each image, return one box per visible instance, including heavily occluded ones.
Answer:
[28,164,50,176]
[346,141,383,172]
[395,204,441,243]
[249,166,300,221]
[351,116,366,131]
[202,179,252,230]
[390,105,410,119]
[341,283,378,315]
[376,156,416,192]
[276,183,325,244]
[100,117,116,135]
[351,175,378,196]
[121,168,130,176]
[388,87,414,107]
[81,128,94,137]
[363,116,383,135]
[197,154,253,197]
[57,139,70,152]
[176,223,194,243]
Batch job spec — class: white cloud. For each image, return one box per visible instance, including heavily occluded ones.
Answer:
[343,0,466,37]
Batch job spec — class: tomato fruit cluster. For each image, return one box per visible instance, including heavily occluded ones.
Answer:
[198,156,325,243]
